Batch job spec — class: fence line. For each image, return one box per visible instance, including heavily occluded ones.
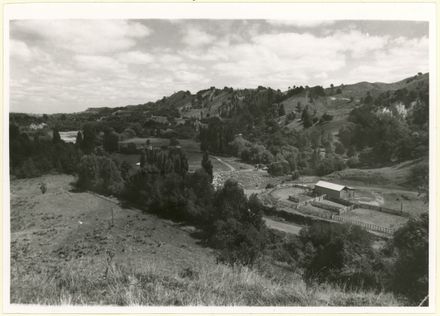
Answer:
[332,215,395,234]
[260,190,396,235]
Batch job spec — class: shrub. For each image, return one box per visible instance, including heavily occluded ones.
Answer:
[299,222,383,290]
[209,181,267,266]
[390,213,428,305]
[77,154,124,195]
[316,155,346,176]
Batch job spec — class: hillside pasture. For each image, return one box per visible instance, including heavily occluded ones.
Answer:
[9,174,401,306]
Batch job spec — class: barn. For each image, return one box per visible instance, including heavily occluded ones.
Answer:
[314,180,354,199]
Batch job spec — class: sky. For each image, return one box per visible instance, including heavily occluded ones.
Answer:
[9,19,429,114]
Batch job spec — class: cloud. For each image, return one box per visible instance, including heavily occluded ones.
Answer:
[74,55,124,71]
[345,36,429,83]
[118,51,154,64]
[9,20,429,113]
[267,19,335,28]
[181,27,215,47]
[207,30,389,87]
[9,40,32,61]
[12,20,151,54]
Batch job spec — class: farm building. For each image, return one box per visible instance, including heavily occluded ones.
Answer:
[314,180,354,199]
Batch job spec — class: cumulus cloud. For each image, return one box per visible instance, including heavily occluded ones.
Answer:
[8,19,429,113]
[9,39,32,61]
[12,20,151,54]
[74,55,125,71]
[345,36,429,83]
[206,30,390,87]
[181,27,215,47]
[118,51,154,64]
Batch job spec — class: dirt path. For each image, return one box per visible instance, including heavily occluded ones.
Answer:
[264,217,303,235]
[212,156,236,172]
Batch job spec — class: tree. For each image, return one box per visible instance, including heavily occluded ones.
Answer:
[334,141,345,155]
[391,213,429,305]
[75,131,83,148]
[210,180,267,266]
[77,154,124,195]
[299,222,380,289]
[364,91,373,105]
[103,129,119,153]
[278,104,286,116]
[140,150,147,168]
[52,128,61,144]
[169,137,180,146]
[81,123,96,154]
[201,151,213,182]
[120,160,132,181]
[302,107,313,128]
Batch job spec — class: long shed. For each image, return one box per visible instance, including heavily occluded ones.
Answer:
[314,180,354,199]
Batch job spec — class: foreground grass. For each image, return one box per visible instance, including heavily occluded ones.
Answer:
[11,258,401,306]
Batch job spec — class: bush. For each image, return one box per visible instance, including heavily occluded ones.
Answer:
[299,222,383,290]
[334,142,345,155]
[77,154,124,195]
[120,143,139,154]
[316,155,346,176]
[209,181,267,266]
[291,170,300,180]
[347,156,361,168]
[390,213,428,305]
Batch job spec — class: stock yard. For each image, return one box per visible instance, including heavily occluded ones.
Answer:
[212,162,426,237]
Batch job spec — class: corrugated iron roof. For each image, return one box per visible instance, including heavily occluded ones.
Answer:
[315,180,347,192]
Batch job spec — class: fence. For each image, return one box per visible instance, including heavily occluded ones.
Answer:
[295,203,394,235]
[332,215,395,234]
[325,196,410,218]
[296,194,326,208]
[310,201,352,214]
[260,189,397,236]
[353,202,410,218]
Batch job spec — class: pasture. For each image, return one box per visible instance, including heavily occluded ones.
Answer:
[10,174,216,304]
[8,174,399,306]
[117,137,231,172]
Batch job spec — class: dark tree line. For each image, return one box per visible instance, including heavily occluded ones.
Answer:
[10,124,81,178]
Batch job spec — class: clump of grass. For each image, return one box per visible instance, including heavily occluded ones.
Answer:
[11,257,401,306]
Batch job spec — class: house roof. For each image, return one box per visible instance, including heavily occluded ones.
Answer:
[315,180,353,192]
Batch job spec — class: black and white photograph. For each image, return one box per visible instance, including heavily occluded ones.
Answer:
[3,2,436,312]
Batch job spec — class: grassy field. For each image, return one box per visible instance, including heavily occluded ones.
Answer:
[116,137,231,172]
[10,174,402,306]
[326,158,427,190]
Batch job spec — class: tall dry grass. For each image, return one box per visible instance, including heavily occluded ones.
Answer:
[11,257,401,306]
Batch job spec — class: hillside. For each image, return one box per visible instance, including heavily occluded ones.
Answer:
[11,174,402,306]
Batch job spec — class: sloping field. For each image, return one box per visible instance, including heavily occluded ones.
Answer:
[327,158,427,189]
[10,174,216,304]
[9,174,401,306]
